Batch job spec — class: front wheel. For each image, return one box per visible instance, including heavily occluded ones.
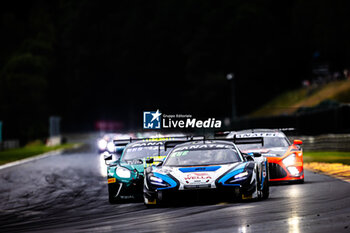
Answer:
[108,183,121,204]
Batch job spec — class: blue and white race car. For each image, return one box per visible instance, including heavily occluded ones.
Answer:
[143,138,269,206]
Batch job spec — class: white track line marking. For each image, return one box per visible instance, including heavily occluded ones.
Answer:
[0,149,64,170]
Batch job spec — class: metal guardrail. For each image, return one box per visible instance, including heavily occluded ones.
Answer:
[290,134,350,151]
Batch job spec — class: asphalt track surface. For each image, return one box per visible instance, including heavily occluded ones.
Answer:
[0,142,349,233]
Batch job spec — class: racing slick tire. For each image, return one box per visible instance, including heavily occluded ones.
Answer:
[108,183,121,204]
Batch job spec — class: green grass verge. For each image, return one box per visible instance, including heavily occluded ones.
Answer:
[332,88,350,103]
[304,151,350,165]
[0,143,78,165]
[250,88,308,117]
[250,79,350,117]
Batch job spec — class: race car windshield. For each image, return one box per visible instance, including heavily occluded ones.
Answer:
[237,137,290,150]
[164,148,241,166]
[122,146,166,161]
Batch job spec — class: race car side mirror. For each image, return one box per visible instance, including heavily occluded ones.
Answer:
[245,155,254,161]
[146,158,154,164]
[156,161,163,167]
[252,152,262,157]
[293,140,303,145]
[104,153,113,160]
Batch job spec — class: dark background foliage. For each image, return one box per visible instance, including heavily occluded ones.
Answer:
[1,0,350,141]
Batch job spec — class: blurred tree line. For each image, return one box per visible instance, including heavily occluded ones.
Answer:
[1,0,350,142]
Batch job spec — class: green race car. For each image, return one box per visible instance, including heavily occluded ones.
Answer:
[104,138,180,204]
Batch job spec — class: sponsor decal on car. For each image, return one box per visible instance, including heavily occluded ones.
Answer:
[108,178,116,184]
[184,172,212,180]
[173,143,235,152]
[263,164,267,177]
[130,141,164,148]
[236,133,284,138]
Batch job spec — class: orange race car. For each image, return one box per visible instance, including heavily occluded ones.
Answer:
[226,129,304,183]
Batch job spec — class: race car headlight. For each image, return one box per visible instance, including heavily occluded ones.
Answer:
[287,166,300,176]
[98,139,107,150]
[149,175,169,187]
[227,170,249,183]
[107,141,115,153]
[116,167,131,178]
[283,154,296,166]
[234,171,249,179]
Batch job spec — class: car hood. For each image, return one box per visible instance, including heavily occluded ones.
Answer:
[119,161,144,173]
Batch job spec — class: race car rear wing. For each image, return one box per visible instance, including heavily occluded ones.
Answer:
[209,135,264,145]
[113,136,204,147]
[113,138,139,147]
[163,136,205,151]
[231,136,264,146]
[164,135,264,151]
[216,128,296,137]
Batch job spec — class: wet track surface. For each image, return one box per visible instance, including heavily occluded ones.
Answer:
[0,143,349,233]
